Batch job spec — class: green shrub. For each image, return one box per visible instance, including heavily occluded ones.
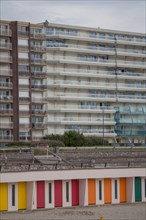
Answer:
[84,136,109,146]
[6,142,35,147]
[48,140,65,148]
[44,134,64,142]
[63,131,85,147]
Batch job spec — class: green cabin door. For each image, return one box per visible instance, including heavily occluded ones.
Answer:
[135,177,142,202]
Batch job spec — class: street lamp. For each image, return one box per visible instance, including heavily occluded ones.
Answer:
[102,107,104,147]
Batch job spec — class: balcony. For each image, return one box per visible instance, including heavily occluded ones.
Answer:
[0,69,12,76]
[47,105,116,114]
[31,83,48,90]
[0,95,13,102]
[30,45,46,52]
[0,29,12,36]
[0,122,13,129]
[47,56,145,69]
[47,80,145,92]
[31,58,46,65]
[32,109,47,115]
[30,32,45,39]
[18,30,29,37]
[117,130,146,137]
[47,69,146,81]
[19,135,31,141]
[0,42,12,50]
[0,56,12,63]
[0,82,13,89]
[31,71,47,78]
[0,135,13,141]
[31,97,48,103]
[46,31,146,46]
[32,122,48,129]
[48,117,115,125]
[19,97,30,102]
[118,118,146,124]
[0,109,13,115]
[63,129,116,137]
[47,43,146,57]
[19,123,30,128]
[19,70,30,77]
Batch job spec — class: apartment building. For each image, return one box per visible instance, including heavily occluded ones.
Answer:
[0,20,146,146]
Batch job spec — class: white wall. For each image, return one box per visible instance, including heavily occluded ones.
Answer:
[8,183,18,211]
[126,177,135,203]
[112,179,120,204]
[45,181,54,208]
[96,179,104,205]
[79,179,88,206]
[62,180,72,207]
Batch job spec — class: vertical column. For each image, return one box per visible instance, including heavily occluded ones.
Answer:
[27,181,36,210]
[141,178,146,202]
[45,181,54,208]
[104,178,112,204]
[112,179,120,204]
[126,177,135,203]
[96,179,104,205]
[0,183,8,211]
[120,178,127,203]
[8,183,18,211]
[63,180,72,207]
[88,179,96,205]
[79,179,88,206]
[54,180,62,207]
[18,182,26,210]
[72,179,79,206]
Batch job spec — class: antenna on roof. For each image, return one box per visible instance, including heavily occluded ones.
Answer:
[44,20,49,26]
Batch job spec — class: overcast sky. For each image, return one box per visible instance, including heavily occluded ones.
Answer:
[1,0,146,33]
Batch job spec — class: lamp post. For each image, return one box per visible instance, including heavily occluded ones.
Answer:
[102,107,104,147]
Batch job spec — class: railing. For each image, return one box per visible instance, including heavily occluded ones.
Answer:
[0,70,12,76]
[47,105,115,111]
[31,97,48,102]
[0,135,13,140]
[31,71,47,77]
[0,109,13,114]
[0,56,12,62]
[48,117,114,122]
[31,84,48,89]
[0,42,12,49]
[32,122,48,128]
[46,31,146,44]
[0,82,13,88]
[30,32,45,38]
[31,58,46,64]
[47,43,146,55]
[30,45,46,52]
[0,95,13,101]
[18,30,29,36]
[47,56,145,67]
[32,109,47,115]
[0,29,12,36]
[0,122,13,128]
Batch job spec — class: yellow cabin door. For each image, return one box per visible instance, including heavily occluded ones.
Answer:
[0,183,8,211]
[18,182,26,210]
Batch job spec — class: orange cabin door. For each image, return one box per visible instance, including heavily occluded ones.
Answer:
[120,178,126,203]
[104,178,111,204]
[88,179,96,205]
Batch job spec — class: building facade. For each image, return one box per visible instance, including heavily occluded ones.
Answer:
[0,20,146,146]
[0,166,146,211]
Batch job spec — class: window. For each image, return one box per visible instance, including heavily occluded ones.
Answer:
[18,38,28,46]
[99,180,102,200]
[18,52,28,59]
[89,32,96,38]
[66,182,69,202]
[99,33,105,39]
[18,26,28,32]
[48,182,52,203]
[67,29,77,36]
[12,184,15,206]
[46,27,53,35]
[18,65,29,72]
[114,180,118,199]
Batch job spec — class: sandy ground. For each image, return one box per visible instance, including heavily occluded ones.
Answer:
[0,203,146,220]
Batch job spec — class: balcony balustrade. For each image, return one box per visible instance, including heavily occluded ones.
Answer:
[0,122,13,128]
[0,56,12,63]
[0,29,12,36]
[0,42,12,49]
[31,71,47,78]
[0,135,13,140]
[0,95,13,101]
[0,70,12,76]
[0,82,13,89]
[0,109,13,114]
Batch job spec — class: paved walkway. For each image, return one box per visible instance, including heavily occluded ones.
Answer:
[0,203,146,220]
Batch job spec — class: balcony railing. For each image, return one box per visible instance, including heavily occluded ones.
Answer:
[19,123,30,128]
[46,31,146,44]
[64,128,116,136]
[32,109,47,115]
[32,122,47,129]
[31,71,47,78]
[0,82,13,89]
[47,56,145,67]
[31,84,48,89]
[0,42,12,49]
[0,29,12,36]
[48,117,114,123]
[19,135,31,140]
[0,70,12,76]
[19,70,30,77]
[0,122,13,128]
[30,32,45,39]
[31,97,48,103]
[0,56,12,63]
[0,95,13,101]
[31,58,46,64]
[0,135,13,140]
[18,30,29,37]
[30,45,46,52]
[0,109,13,114]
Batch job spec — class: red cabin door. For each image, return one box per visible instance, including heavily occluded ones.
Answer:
[72,179,79,206]
[37,181,45,208]
[54,180,62,207]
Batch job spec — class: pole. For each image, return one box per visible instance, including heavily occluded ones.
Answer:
[103,108,104,147]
